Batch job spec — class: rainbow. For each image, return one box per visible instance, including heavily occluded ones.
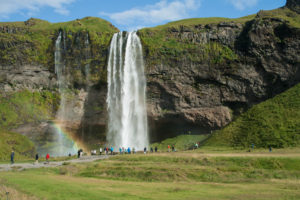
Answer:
[50,121,87,156]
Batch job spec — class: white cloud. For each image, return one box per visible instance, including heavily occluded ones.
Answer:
[100,0,201,30]
[0,0,75,18]
[228,0,258,10]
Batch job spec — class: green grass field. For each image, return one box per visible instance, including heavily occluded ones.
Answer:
[1,150,300,200]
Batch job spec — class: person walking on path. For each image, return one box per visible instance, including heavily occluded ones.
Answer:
[10,151,15,164]
[46,153,50,164]
[110,146,114,155]
[172,145,175,152]
[150,147,153,153]
[35,153,39,165]
[119,147,122,154]
[168,145,171,152]
[100,147,103,155]
[144,147,147,154]
[155,146,158,153]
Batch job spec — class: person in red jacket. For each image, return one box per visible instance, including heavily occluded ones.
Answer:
[46,153,50,164]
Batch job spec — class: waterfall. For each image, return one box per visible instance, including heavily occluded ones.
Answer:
[55,31,67,121]
[84,33,91,84]
[53,31,78,156]
[107,32,148,150]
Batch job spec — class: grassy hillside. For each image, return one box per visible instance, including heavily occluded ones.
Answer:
[150,134,209,151]
[205,83,300,148]
[0,129,35,160]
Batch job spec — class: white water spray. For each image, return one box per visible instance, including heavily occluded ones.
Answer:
[54,31,78,156]
[107,32,148,150]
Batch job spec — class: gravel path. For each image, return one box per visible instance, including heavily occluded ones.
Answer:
[0,155,110,172]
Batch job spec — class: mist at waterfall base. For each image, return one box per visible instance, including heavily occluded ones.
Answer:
[107,32,149,150]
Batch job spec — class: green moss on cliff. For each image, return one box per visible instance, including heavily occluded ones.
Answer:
[139,28,238,65]
[0,90,59,128]
[0,129,36,160]
[0,17,118,67]
[257,7,300,28]
[205,83,300,148]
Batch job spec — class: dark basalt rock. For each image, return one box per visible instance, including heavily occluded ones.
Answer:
[142,15,300,142]
[286,0,300,13]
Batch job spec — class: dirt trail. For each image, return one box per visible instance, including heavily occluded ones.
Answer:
[0,155,110,172]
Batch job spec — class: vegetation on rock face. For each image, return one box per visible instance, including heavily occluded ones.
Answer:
[0,90,59,128]
[138,26,238,66]
[138,7,300,66]
[0,17,118,76]
[205,83,300,148]
[0,130,36,160]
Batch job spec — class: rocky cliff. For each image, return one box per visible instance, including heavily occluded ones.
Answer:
[139,5,300,141]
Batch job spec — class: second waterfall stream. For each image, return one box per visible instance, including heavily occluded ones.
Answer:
[106,32,148,150]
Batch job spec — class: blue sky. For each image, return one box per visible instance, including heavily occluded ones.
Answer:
[0,0,286,30]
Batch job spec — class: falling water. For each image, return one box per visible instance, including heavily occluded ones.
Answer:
[107,32,148,150]
[84,33,91,84]
[54,31,78,156]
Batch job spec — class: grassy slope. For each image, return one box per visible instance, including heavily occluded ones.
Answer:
[205,83,300,148]
[0,130,35,161]
[150,134,209,151]
[1,153,300,199]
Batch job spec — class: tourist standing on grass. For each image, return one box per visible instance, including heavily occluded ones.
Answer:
[150,147,153,153]
[155,146,158,152]
[144,147,147,154]
[100,147,102,155]
[10,151,15,164]
[119,147,122,154]
[172,145,175,152]
[35,153,39,164]
[168,145,170,152]
[46,153,50,163]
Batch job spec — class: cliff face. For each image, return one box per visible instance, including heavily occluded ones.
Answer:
[139,7,300,141]
[0,17,117,150]
[286,0,300,13]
